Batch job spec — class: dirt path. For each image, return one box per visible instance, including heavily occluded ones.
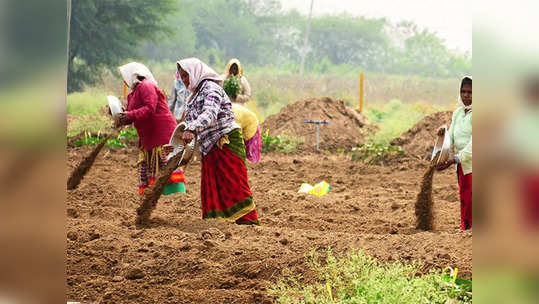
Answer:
[67,146,471,304]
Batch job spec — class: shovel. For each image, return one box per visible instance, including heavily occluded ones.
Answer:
[67,96,126,190]
[136,123,196,224]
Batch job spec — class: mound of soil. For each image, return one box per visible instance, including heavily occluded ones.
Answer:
[261,97,373,152]
[390,111,453,160]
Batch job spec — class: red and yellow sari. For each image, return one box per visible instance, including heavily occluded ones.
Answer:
[200,129,259,225]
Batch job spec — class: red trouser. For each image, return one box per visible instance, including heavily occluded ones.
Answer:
[521,174,539,228]
[457,164,472,230]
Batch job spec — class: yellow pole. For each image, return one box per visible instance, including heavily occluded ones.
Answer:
[122,82,128,100]
[122,61,129,101]
[359,73,364,112]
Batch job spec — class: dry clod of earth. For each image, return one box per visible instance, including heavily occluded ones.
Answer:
[125,267,145,280]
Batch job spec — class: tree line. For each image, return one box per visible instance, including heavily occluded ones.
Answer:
[68,0,471,92]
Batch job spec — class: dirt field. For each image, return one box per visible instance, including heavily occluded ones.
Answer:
[67,144,471,303]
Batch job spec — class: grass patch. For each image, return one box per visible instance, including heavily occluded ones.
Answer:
[67,89,114,136]
[270,249,471,304]
[364,99,445,145]
[67,89,109,115]
[67,114,111,137]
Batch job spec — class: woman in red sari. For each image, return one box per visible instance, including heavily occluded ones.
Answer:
[177,58,259,225]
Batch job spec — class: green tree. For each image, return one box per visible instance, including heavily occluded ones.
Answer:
[402,28,450,76]
[185,0,264,64]
[387,21,471,77]
[68,0,176,93]
[138,8,197,62]
[307,15,389,70]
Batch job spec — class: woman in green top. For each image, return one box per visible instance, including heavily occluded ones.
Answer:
[437,76,472,230]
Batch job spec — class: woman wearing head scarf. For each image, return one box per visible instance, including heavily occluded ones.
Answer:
[168,70,190,122]
[437,76,472,230]
[114,62,186,196]
[177,58,259,225]
[222,58,252,104]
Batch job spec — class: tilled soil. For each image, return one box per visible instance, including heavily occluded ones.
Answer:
[67,146,471,304]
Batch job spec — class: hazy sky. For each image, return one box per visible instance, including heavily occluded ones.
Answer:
[280,0,472,52]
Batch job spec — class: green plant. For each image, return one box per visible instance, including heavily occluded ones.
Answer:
[351,143,404,165]
[441,267,472,301]
[223,76,241,99]
[72,133,106,147]
[270,249,472,304]
[107,139,126,148]
[261,130,302,153]
[71,128,138,148]
[336,148,348,155]
[73,136,126,148]
[118,127,139,140]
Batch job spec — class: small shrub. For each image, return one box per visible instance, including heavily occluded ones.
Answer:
[223,76,241,99]
[261,130,302,153]
[118,127,138,140]
[351,143,404,165]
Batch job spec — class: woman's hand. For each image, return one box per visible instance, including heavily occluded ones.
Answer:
[113,112,129,128]
[436,157,456,171]
[437,126,445,136]
[183,130,195,144]
[163,144,174,156]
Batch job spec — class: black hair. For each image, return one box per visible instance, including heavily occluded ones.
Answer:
[136,75,146,81]
[461,77,472,88]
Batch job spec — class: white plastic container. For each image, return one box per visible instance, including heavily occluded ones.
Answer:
[431,125,451,164]
[107,96,123,116]
[167,122,196,166]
